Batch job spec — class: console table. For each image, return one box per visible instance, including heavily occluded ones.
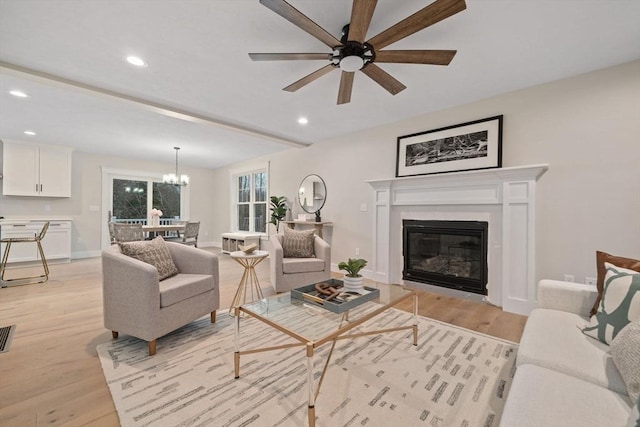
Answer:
[281,221,332,239]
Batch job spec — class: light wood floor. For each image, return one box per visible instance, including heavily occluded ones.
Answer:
[0,248,527,426]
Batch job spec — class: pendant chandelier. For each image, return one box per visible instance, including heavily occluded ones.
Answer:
[163,146,189,186]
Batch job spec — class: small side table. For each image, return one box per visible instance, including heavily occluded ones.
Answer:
[229,250,269,316]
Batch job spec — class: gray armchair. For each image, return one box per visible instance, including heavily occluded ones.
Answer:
[101,241,219,355]
[269,233,331,293]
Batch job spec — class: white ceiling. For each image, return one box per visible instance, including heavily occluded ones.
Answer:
[1,0,639,169]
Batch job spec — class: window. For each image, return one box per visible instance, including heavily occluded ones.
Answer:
[111,179,182,223]
[102,167,191,248]
[234,168,267,233]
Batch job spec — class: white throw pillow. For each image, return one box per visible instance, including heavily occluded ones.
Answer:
[611,321,640,402]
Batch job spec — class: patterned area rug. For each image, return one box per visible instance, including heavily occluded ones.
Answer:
[97,308,517,427]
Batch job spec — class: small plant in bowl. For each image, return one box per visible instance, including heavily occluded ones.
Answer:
[338,258,368,293]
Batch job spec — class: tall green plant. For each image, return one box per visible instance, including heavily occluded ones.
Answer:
[338,258,368,277]
[269,196,287,232]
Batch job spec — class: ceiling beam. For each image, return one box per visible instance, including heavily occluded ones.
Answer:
[0,61,309,149]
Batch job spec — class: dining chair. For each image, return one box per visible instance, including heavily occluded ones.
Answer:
[167,221,200,247]
[112,223,144,243]
[0,221,50,285]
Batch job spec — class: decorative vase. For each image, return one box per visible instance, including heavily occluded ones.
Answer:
[342,275,365,294]
[151,215,160,227]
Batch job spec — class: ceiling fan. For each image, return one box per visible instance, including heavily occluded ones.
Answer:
[249,0,467,105]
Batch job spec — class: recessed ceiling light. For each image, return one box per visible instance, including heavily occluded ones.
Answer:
[24,130,36,136]
[126,56,147,67]
[297,117,308,125]
[10,90,28,98]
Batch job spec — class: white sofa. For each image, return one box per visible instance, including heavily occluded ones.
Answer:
[500,280,637,427]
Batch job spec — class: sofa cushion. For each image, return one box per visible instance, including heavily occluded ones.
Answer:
[583,263,640,344]
[118,236,179,280]
[517,308,627,395]
[282,227,315,258]
[158,273,214,307]
[500,364,632,427]
[282,257,325,274]
[592,251,640,316]
[612,320,640,401]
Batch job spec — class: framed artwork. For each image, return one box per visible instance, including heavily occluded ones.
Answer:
[396,115,503,177]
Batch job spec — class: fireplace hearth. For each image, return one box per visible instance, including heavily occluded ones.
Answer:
[403,220,488,295]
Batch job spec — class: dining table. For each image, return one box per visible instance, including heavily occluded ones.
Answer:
[142,224,185,239]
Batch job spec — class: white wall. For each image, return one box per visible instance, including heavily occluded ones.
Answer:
[2,60,638,286]
[212,60,640,285]
[0,150,217,258]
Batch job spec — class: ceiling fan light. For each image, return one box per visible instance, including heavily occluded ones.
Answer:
[340,55,364,72]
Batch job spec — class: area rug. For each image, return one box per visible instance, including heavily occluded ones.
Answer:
[97,307,518,427]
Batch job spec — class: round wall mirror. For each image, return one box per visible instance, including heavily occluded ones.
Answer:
[298,174,326,221]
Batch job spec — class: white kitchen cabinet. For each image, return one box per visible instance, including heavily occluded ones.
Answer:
[0,220,72,263]
[2,140,72,197]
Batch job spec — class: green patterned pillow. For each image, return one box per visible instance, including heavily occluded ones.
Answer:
[282,227,315,258]
[582,263,640,345]
[119,236,179,281]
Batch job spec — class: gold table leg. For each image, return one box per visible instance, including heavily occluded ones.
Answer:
[228,255,266,316]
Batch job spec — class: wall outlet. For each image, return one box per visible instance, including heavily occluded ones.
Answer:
[564,274,574,282]
[360,203,367,212]
[44,204,52,212]
[355,248,360,256]
[585,277,597,286]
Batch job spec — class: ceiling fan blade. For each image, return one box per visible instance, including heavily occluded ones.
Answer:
[259,0,341,48]
[337,71,355,105]
[375,50,456,65]
[283,64,335,92]
[348,0,378,43]
[361,64,406,95]
[367,0,466,50]
[249,53,330,61]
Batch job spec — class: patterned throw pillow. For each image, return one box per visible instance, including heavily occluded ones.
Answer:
[119,236,179,280]
[583,263,640,344]
[591,251,640,316]
[282,227,315,258]
[611,321,640,402]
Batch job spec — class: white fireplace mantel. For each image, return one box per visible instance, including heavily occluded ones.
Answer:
[366,164,549,315]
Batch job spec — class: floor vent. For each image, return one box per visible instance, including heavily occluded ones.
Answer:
[0,325,16,354]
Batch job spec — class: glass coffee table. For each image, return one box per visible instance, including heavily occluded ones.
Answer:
[233,282,418,427]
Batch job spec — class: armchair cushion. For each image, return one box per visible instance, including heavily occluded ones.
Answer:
[282,227,315,258]
[283,258,325,274]
[583,263,640,344]
[119,236,179,280]
[159,273,215,307]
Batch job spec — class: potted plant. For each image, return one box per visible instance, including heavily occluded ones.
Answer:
[269,196,287,233]
[338,258,368,293]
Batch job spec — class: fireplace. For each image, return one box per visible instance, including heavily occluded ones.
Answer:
[366,165,548,314]
[403,220,488,295]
